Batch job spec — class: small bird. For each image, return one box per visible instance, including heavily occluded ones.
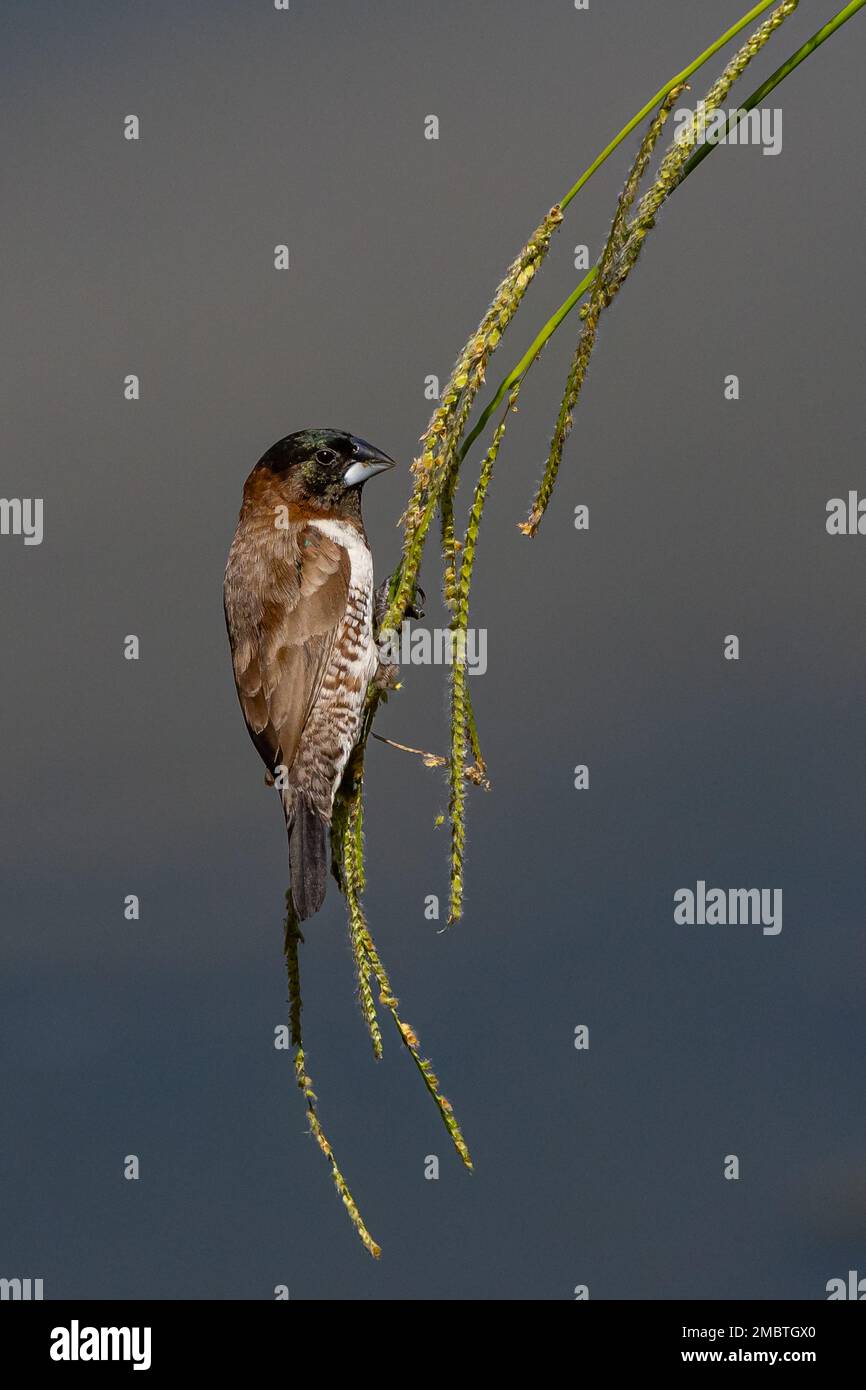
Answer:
[224,428,396,921]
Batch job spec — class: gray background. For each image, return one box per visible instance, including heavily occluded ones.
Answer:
[2,0,864,1300]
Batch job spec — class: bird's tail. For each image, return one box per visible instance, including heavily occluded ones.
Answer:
[284,791,328,921]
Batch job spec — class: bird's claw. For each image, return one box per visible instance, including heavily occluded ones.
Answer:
[373,578,391,633]
[373,578,425,631]
[405,585,425,621]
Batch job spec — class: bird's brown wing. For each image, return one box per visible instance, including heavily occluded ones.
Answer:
[229,526,350,775]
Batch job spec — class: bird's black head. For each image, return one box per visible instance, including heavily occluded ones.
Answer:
[258,428,396,514]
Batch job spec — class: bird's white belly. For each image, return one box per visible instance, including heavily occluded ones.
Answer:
[305,519,379,809]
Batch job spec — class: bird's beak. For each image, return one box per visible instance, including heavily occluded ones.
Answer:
[343,441,396,488]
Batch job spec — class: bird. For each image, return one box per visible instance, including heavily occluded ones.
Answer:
[224,428,397,921]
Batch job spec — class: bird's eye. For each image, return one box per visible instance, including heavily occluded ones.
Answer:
[316,448,336,465]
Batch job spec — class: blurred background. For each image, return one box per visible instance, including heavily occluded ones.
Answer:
[1,0,864,1299]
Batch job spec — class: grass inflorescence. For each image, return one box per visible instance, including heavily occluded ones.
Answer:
[279,0,863,1256]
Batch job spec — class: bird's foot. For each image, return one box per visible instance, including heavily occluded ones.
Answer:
[373,579,425,632]
[406,585,425,621]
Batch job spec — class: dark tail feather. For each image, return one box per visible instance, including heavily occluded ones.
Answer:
[288,795,328,921]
